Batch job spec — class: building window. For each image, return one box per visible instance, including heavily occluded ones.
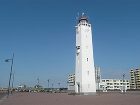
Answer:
[110,83,113,85]
[87,58,88,61]
[102,80,105,82]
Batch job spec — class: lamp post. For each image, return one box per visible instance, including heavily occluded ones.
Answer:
[52,83,53,88]
[52,83,54,91]
[47,79,50,88]
[37,77,40,86]
[11,71,15,91]
[5,53,14,97]
[58,82,60,89]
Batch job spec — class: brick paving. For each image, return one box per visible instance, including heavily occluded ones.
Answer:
[0,92,140,105]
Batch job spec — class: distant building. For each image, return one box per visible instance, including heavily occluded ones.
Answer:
[68,74,130,91]
[130,69,140,89]
[18,85,26,89]
[100,79,130,91]
[95,66,101,90]
[68,66,131,92]
[68,74,75,91]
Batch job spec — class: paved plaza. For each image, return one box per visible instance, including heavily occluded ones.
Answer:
[0,92,140,105]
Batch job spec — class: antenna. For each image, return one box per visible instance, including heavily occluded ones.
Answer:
[37,77,39,86]
[82,12,84,17]
[76,12,80,24]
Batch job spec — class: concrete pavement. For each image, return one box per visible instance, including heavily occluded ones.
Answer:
[0,92,140,105]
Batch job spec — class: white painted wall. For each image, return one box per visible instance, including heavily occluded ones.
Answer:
[75,16,96,94]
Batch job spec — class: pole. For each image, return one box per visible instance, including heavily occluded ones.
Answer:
[122,74,125,93]
[37,77,39,86]
[58,83,60,88]
[48,79,50,88]
[7,53,14,97]
[11,71,15,94]
[52,83,54,91]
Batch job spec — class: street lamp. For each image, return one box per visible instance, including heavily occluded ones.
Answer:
[11,71,15,91]
[47,79,50,88]
[58,82,60,88]
[52,83,54,91]
[5,53,14,97]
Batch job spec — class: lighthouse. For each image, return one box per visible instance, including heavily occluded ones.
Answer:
[75,14,96,94]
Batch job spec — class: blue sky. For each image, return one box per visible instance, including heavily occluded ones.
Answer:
[0,0,140,88]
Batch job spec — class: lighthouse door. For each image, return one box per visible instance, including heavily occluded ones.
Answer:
[77,84,80,93]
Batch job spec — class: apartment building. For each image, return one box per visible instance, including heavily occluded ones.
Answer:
[130,69,140,89]
[68,73,130,91]
[100,79,130,91]
[68,74,75,91]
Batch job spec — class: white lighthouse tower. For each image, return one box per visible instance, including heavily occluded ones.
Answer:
[75,14,96,94]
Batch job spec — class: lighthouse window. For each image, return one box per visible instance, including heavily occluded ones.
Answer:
[87,71,89,75]
[87,58,88,61]
[76,46,80,49]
